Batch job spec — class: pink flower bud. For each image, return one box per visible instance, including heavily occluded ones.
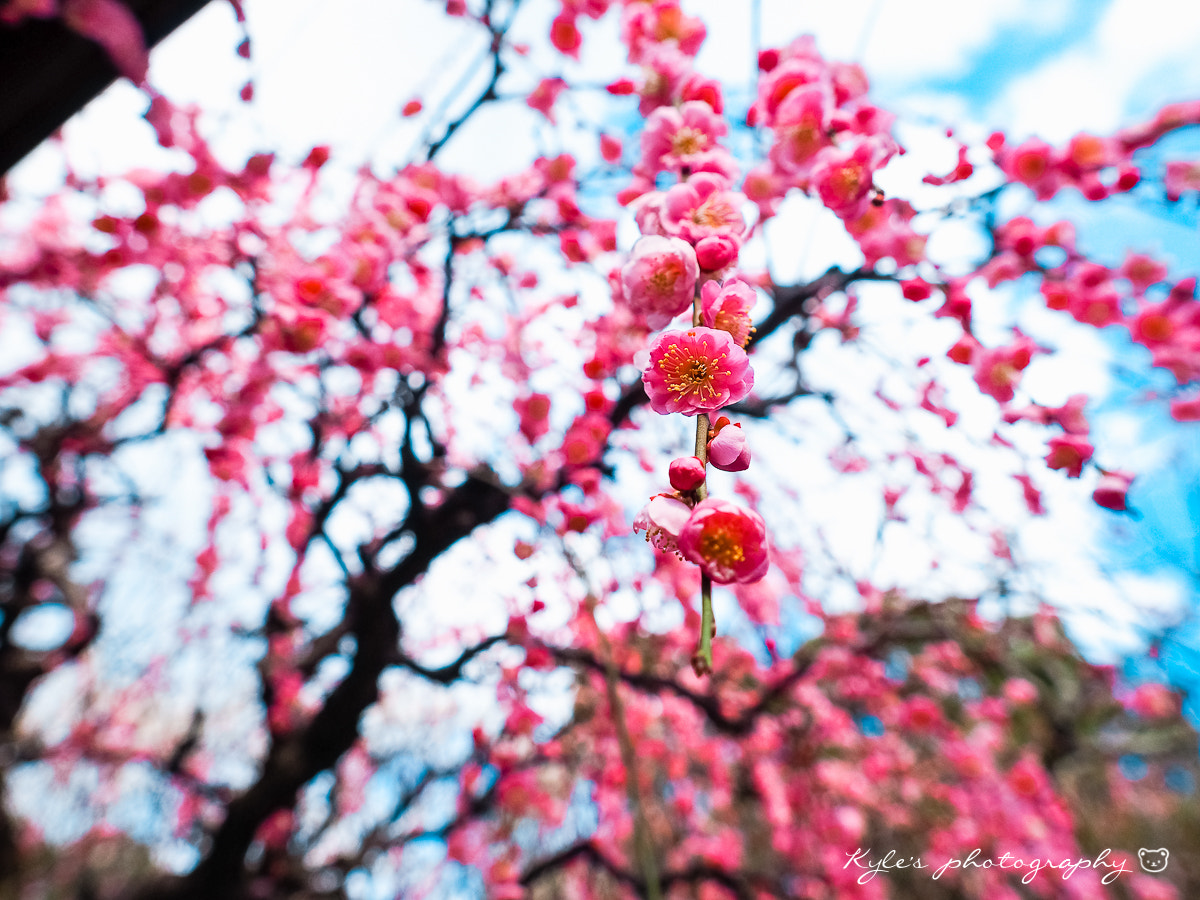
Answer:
[1092,470,1133,511]
[669,456,706,491]
[707,421,750,472]
[694,235,739,271]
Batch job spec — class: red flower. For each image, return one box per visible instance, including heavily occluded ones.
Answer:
[677,498,769,584]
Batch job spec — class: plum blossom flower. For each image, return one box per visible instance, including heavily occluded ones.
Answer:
[661,173,747,245]
[642,327,753,416]
[972,337,1037,404]
[678,498,769,583]
[620,235,698,324]
[700,279,755,347]
[621,0,706,63]
[769,85,831,174]
[640,101,730,175]
[633,493,692,554]
[1045,434,1093,478]
[526,77,567,122]
[707,418,750,472]
[810,139,888,219]
[1165,159,1200,201]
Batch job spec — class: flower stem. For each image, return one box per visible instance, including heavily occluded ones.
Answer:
[694,573,714,675]
[690,290,715,675]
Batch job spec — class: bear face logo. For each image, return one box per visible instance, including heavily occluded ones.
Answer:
[1139,848,1169,873]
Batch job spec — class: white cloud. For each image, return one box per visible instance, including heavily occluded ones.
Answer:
[990,0,1200,139]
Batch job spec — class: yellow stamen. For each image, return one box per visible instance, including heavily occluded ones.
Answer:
[699,527,744,568]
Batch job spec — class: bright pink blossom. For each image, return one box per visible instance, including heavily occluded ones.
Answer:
[633,493,692,554]
[1000,137,1062,200]
[769,86,830,174]
[1165,160,1200,201]
[620,235,699,325]
[1119,252,1168,293]
[527,78,567,122]
[549,15,582,58]
[661,174,747,245]
[642,327,753,416]
[677,498,769,583]
[1048,394,1089,434]
[599,133,623,164]
[640,101,729,175]
[621,0,706,63]
[972,338,1037,404]
[1045,435,1093,478]
[810,139,888,219]
[700,279,755,347]
[1171,394,1200,421]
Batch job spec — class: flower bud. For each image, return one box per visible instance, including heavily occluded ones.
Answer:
[669,456,706,491]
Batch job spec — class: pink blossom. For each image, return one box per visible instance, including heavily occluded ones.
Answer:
[527,78,567,122]
[661,174,747,245]
[678,498,768,583]
[550,14,582,58]
[809,140,887,219]
[1119,253,1168,293]
[1128,682,1176,718]
[633,493,692,554]
[1003,678,1038,705]
[1045,434,1093,478]
[1165,160,1200,201]
[621,0,706,63]
[707,419,750,472]
[679,71,723,113]
[700,279,755,347]
[599,133,623,164]
[668,456,706,492]
[1171,394,1200,421]
[514,393,551,444]
[755,54,825,126]
[1092,470,1134,511]
[1000,137,1062,200]
[620,235,699,325]
[971,338,1036,404]
[768,85,830,174]
[1013,474,1044,515]
[640,101,728,175]
[637,42,690,115]
[642,327,753,416]
[1047,394,1089,434]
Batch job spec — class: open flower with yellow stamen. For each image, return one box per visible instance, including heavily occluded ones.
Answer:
[642,327,753,416]
[662,173,748,245]
[678,498,769,584]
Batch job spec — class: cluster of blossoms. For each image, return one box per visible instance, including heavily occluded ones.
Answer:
[602,4,771,670]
